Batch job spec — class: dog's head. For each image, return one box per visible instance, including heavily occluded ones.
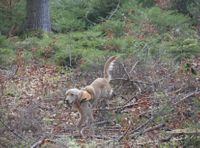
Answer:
[65,88,92,106]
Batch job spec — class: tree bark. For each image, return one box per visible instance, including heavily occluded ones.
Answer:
[26,0,51,31]
[197,16,200,37]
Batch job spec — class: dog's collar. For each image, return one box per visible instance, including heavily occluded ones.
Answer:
[80,98,87,104]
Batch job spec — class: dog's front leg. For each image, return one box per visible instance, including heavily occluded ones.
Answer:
[77,102,95,138]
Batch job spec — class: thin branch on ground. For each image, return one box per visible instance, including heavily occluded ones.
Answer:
[143,123,165,133]
[118,121,132,141]
[129,61,139,74]
[0,119,27,143]
[120,62,131,80]
[30,136,48,148]
[173,89,200,105]
[130,114,154,137]
[94,102,139,112]
[166,128,200,136]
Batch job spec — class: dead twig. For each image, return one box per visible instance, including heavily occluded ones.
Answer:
[30,136,48,148]
[129,114,154,138]
[0,119,27,143]
[129,61,139,74]
[166,128,200,136]
[94,102,138,112]
[173,89,200,105]
[111,78,153,85]
[143,123,165,133]
[94,120,113,126]
[118,122,132,141]
[120,62,131,80]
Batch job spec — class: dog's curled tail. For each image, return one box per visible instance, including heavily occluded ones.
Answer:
[104,56,118,81]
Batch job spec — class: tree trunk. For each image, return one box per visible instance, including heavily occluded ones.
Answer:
[197,16,200,37]
[26,0,51,31]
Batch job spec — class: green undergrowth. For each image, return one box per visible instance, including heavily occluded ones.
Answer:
[1,1,200,69]
[1,26,200,69]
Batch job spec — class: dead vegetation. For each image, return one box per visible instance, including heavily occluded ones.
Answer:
[0,54,200,147]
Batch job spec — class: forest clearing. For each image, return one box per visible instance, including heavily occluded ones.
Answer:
[0,0,200,147]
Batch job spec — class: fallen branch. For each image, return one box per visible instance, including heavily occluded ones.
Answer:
[120,62,131,80]
[116,95,137,112]
[94,102,138,112]
[173,89,200,105]
[166,128,200,136]
[143,123,165,133]
[0,119,26,143]
[129,61,139,74]
[30,136,48,148]
[111,78,153,85]
[118,123,132,141]
[130,114,154,138]
[92,135,112,140]
[94,120,113,126]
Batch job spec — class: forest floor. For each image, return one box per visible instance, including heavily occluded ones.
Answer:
[0,55,200,147]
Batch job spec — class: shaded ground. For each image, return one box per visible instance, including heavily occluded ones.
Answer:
[0,56,200,147]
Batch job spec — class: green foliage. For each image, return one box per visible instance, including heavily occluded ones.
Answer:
[86,0,120,24]
[136,0,155,8]
[182,136,200,147]
[170,0,200,24]
[15,37,38,50]
[0,35,15,65]
[50,0,122,32]
[0,0,25,35]
[54,46,80,68]
[187,0,200,24]
[168,38,200,60]
[50,0,87,32]
[0,0,199,68]
[147,7,190,32]
[117,0,145,21]
[171,0,193,14]
[97,20,125,37]
[0,48,15,65]
[71,31,106,49]
[0,35,10,48]
[52,32,112,68]
[102,38,129,52]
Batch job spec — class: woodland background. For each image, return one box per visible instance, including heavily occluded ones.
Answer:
[0,0,200,147]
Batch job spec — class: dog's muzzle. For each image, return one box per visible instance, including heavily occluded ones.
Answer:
[64,99,72,108]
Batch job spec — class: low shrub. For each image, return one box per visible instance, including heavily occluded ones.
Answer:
[97,20,125,38]
[147,7,191,33]
[50,0,87,33]
[86,0,121,24]
[0,48,15,66]
[168,38,200,60]
[0,0,25,35]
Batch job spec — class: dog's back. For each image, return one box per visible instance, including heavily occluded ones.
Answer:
[89,78,112,98]
[86,56,118,99]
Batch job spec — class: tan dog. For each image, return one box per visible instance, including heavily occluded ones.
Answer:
[65,56,118,128]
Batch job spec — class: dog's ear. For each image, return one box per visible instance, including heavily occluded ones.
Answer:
[79,91,92,101]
